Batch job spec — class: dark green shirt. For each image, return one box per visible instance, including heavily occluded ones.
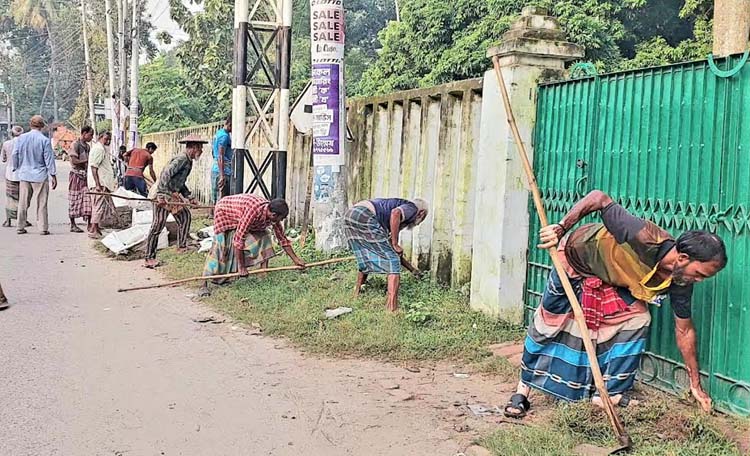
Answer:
[156,152,193,198]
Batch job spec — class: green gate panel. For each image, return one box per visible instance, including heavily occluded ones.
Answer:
[527,56,750,416]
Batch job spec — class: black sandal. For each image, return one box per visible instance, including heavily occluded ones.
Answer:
[504,393,531,418]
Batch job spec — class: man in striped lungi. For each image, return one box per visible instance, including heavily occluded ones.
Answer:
[504,190,727,418]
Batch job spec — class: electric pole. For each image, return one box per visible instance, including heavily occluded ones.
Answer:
[129,0,139,148]
[713,0,750,56]
[118,0,128,148]
[81,0,96,132]
[231,0,248,195]
[105,0,117,132]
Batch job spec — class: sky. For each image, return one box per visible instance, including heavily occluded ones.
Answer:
[144,0,200,53]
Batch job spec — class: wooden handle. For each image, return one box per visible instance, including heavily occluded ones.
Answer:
[117,256,355,292]
[491,56,630,447]
[87,192,214,209]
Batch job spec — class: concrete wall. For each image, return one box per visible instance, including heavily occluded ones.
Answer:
[142,78,483,288]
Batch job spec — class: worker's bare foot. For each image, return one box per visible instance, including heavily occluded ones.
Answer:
[592,393,638,408]
[88,231,102,239]
[198,286,211,297]
[144,259,160,269]
[70,225,83,233]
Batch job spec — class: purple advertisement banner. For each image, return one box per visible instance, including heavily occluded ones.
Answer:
[311,63,341,156]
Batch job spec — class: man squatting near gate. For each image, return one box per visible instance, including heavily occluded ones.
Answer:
[344,198,429,311]
[143,134,206,269]
[122,142,157,197]
[2,125,27,228]
[68,126,94,233]
[504,190,727,418]
[198,193,306,296]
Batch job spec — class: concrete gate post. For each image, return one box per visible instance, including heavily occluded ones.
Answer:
[469,7,583,321]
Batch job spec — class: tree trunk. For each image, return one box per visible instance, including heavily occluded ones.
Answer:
[713,0,750,56]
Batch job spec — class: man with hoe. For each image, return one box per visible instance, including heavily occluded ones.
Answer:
[144,134,206,269]
[198,194,306,296]
[504,190,727,418]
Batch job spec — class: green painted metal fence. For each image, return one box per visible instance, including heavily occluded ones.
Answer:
[526,55,750,417]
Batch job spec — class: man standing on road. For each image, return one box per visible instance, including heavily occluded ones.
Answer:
[211,116,232,206]
[88,131,116,239]
[143,134,206,269]
[199,194,306,296]
[68,125,94,233]
[11,115,57,235]
[122,142,157,196]
[2,125,26,228]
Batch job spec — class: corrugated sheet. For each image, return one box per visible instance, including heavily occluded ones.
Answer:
[528,56,750,416]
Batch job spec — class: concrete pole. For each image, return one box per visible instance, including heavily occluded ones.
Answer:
[231,0,249,194]
[118,0,127,148]
[713,0,750,57]
[469,7,583,321]
[104,0,117,123]
[81,0,97,133]
[274,0,292,199]
[129,0,140,148]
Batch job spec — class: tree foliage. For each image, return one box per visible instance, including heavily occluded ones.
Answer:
[138,54,208,133]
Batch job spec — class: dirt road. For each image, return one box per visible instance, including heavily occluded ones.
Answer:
[0,162,510,456]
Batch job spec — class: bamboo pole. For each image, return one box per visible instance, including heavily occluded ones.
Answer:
[491,56,631,449]
[117,256,355,292]
[86,192,214,209]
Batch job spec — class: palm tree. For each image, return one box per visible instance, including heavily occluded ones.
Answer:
[11,0,59,121]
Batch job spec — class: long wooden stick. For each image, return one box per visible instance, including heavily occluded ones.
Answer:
[299,139,315,248]
[87,192,214,209]
[117,256,355,292]
[491,57,631,448]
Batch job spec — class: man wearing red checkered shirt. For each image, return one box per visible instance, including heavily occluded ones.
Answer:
[199,194,306,294]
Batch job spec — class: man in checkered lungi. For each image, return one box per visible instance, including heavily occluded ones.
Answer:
[343,198,428,312]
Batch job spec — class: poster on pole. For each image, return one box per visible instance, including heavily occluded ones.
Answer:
[310,0,345,169]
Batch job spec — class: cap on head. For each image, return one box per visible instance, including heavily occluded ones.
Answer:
[30,115,46,129]
[178,134,209,146]
[11,125,23,136]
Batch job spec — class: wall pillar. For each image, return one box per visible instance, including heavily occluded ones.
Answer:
[470,7,583,321]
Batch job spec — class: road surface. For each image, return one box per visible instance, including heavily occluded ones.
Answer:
[0,161,510,456]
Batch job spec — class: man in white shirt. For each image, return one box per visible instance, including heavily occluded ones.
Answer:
[88,131,115,238]
[1,125,25,228]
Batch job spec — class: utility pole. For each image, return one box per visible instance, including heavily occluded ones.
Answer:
[105,0,117,132]
[117,0,127,148]
[129,0,139,148]
[273,0,292,199]
[713,0,750,56]
[231,0,248,195]
[81,0,97,132]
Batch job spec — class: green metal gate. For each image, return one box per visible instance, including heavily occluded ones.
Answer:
[526,56,750,417]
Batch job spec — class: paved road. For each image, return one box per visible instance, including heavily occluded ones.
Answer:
[0,161,505,456]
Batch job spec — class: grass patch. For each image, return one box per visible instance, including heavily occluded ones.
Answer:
[158,232,524,362]
[481,395,746,456]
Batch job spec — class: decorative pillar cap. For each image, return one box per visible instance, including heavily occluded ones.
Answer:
[487,7,584,62]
